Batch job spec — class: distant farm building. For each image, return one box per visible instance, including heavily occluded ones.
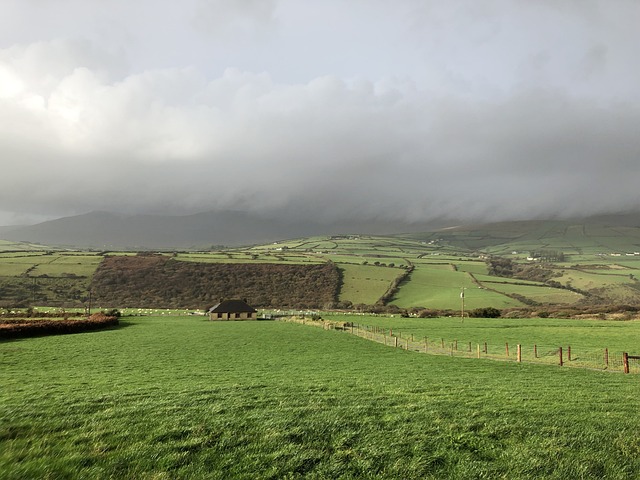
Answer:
[208,299,257,321]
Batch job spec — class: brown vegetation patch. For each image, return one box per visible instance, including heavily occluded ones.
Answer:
[0,313,119,339]
[90,254,340,309]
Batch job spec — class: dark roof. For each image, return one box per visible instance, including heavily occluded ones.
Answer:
[208,299,257,314]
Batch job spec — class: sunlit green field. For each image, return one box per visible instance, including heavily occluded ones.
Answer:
[2,316,640,479]
[337,264,402,305]
[390,267,525,309]
[322,314,640,371]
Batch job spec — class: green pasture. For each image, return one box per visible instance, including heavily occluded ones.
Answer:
[322,314,640,360]
[391,267,524,309]
[556,269,635,290]
[472,274,542,286]
[30,255,102,277]
[0,253,101,278]
[454,261,489,275]
[337,264,403,305]
[0,240,54,252]
[3,316,640,479]
[485,282,583,305]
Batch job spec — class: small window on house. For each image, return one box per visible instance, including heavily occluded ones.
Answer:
[217,312,223,318]
[235,313,241,319]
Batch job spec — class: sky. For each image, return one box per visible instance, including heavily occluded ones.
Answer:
[1,0,639,226]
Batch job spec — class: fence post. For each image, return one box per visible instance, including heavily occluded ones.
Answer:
[605,348,609,368]
[483,342,487,354]
[405,338,409,350]
[477,344,480,358]
[383,334,386,346]
[441,338,445,349]
[394,336,398,348]
[623,352,629,374]
[517,344,521,363]
[454,340,458,351]
[568,345,571,362]
[534,344,538,358]
[505,343,509,357]
[468,342,472,352]
[559,347,563,366]
[411,334,414,342]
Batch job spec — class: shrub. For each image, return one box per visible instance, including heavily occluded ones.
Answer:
[470,307,501,318]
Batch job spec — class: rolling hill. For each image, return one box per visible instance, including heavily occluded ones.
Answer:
[0,210,448,249]
[4,213,640,311]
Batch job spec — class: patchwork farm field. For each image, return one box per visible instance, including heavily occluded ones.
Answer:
[5,218,640,309]
[2,316,640,479]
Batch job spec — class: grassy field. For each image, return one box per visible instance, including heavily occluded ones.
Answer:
[337,264,402,305]
[323,313,640,373]
[2,316,640,479]
[390,267,525,310]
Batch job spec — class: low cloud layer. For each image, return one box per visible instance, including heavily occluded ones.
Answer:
[1,1,639,225]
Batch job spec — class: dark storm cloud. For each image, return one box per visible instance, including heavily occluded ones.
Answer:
[0,0,639,224]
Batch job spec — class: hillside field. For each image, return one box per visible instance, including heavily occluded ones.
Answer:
[2,315,640,478]
[3,219,640,309]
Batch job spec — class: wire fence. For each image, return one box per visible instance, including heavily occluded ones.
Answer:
[280,317,640,374]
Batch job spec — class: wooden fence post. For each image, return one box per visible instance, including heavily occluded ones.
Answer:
[568,345,571,362]
[394,336,398,348]
[605,348,609,368]
[559,347,563,366]
[517,344,521,363]
[623,352,629,374]
[505,343,509,357]
[441,338,445,349]
[483,342,487,354]
[454,340,458,351]
[534,344,538,358]
[477,344,480,359]
[383,334,386,346]
[468,342,472,352]
[411,334,414,342]
[405,338,409,350]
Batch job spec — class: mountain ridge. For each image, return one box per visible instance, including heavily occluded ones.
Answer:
[0,210,449,249]
[3,210,640,250]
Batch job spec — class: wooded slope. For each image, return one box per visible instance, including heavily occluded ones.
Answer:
[91,254,340,309]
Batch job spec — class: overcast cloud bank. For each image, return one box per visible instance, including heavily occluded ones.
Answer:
[1,1,639,226]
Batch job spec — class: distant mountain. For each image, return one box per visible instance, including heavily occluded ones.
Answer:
[5,209,640,251]
[0,210,445,250]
